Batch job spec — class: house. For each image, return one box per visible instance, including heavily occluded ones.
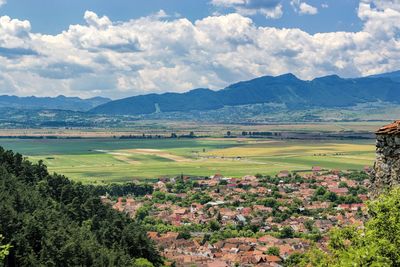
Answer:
[312,166,322,173]
[235,214,247,225]
[265,255,282,264]
[253,205,273,213]
[154,181,167,191]
[258,235,280,246]
[211,174,224,181]
[206,260,229,267]
[337,203,365,211]
[329,187,349,196]
[147,232,159,240]
[174,208,188,216]
[243,175,257,181]
[278,170,290,178]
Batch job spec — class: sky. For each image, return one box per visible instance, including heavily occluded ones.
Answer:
[0,0,399,99]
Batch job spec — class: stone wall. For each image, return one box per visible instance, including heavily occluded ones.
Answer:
[371,134,400,197]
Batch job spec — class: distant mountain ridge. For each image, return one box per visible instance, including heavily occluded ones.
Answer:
[0,95,111,111]
[369,70,400,83]
[90,72,400,115]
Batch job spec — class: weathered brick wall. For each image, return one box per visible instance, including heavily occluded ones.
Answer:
[371,134,400,197]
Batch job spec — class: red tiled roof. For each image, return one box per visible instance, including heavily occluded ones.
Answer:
[265,255,281,262]
[376,120,400,135]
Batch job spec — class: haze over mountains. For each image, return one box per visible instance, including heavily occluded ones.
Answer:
[90,72,400,115]
[1,71,400,116]
[0,95,110,111]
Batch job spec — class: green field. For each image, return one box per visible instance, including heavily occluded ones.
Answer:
[0,138,375,183]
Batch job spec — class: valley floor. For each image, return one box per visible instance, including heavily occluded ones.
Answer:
[0,137,374,183]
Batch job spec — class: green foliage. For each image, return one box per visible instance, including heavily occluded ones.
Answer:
[177,230,191,240]
[92,183,153,197]
[0,235,11,264]
[266,246,280,256]
[280,226,295,238]
[135,206,151,221]
[301,187,400,266]
[132,258,155,267]
[304,220,314,232]
[312,186,362,205]
[347,171,369,181]
[284,252,305,267]
[208,220,221,232]
[0,147,162,266]
[262,197,279,208]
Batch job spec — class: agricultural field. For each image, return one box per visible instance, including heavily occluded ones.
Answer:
[0,137,376,184]
[0,120,388,138]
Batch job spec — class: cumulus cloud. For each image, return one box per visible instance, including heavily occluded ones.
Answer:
[0,1,399,98]
[299,2,318,14]
[291,0,318,15]
[211,0,283,19]
[84,11,111,29]
[359,0,400,39]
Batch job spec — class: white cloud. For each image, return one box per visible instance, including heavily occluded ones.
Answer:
[211,0,283,19]
[83,11,111,29]
[0,1,399,98]
[299,2,318,14]
[291,0,318,15]
[0,0,6,7]
[359,0,400,39]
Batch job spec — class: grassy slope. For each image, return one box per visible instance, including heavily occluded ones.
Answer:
[0,138,375,183]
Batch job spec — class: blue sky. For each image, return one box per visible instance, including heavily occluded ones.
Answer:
[0,0,399,98]
[1,0,362,34]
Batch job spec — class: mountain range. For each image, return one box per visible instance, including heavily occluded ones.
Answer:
[90,72,400,115]
[0,95,110,111]
[1,71,400,115]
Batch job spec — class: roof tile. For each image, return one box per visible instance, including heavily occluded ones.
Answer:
[376,120,400,135]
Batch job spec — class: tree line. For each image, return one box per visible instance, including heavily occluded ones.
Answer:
[0,147,162,266]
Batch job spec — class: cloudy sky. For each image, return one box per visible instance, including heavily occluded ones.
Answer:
[0,0,399,99]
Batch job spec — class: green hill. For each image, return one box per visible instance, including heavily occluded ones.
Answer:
[0,147,162,266]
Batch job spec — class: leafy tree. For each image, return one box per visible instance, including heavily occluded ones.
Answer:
[132,258,155,267]
[0,235,11,265]
[263,197,278,208]
[280,226,295,238]
[0,147,162,266]
[177,230,191,240]
[304,220,314,232]
[136,206,151,222]
[208,220,221,232]
[284,252,305,267]
[300,187,400,266]
[266,246,280,256]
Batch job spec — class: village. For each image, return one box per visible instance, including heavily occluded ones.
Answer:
[101,168,371,267]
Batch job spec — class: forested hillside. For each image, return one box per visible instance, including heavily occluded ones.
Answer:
[0,147,162,267]
[91,73,400,115]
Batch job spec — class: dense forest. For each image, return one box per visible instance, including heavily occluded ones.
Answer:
[0,147,162,266]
